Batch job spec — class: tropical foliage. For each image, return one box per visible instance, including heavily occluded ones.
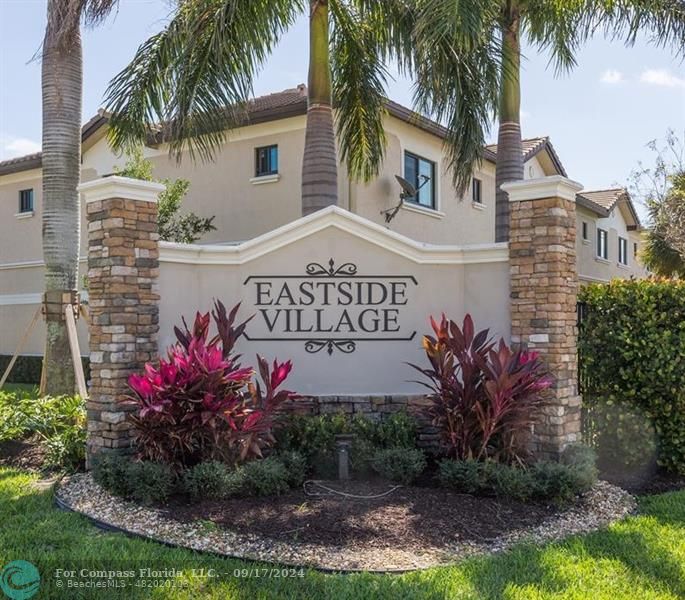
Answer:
[114,148,216,244]
[579,279,685,474]
[0,389,86,471]
[411,314,551,463]
[402,0,685,240]
[104,0,399,214]
[631,130,685,277]
[126,301,296,469]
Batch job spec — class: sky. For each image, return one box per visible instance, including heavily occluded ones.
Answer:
[1,0,684,198]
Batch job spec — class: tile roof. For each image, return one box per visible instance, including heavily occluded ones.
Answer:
[485,136,567,176]
[576,187,641,228]
[0,86,560,176]
[0,112,109,176]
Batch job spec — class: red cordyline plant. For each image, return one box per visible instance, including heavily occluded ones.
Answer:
[410,314,552,464]
[126,300,296,469]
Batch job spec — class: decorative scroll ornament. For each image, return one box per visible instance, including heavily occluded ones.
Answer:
[304,339,356,355]
[306,258,358,277]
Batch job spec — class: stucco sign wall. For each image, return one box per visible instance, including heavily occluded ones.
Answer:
[158,207,510,395]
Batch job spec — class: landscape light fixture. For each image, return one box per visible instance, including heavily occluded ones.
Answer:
[382,174,430,224]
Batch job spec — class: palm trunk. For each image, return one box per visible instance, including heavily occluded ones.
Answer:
[41,0,83,395]
[302,0,338,216]
[495,4,523,243]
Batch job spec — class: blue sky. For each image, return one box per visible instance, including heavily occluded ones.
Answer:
[1,0,683,196]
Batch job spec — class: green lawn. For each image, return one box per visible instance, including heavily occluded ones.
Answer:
[0,469,684,599]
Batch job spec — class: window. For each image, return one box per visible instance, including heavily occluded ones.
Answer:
[582,221,589,241]
[472,178,482,204]
[634,242,638,258]
[255,145,278,177]
[404,151,436,209]
[19,189,33,213]
[597,228,608,260]
[618,236,628,265]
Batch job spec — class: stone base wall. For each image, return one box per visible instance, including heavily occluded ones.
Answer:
[283,394,441,450]
[80,177,165,465]
[504,177,584,460]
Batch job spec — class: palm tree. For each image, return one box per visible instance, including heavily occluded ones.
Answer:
[407,0,685,242]
[41,0,118,395]
[104,0,394,216]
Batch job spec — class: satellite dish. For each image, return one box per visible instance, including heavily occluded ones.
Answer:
[395,175,417,199]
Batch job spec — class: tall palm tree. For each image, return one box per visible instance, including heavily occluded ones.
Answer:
[41,0,118,395]
[105,0,393,215]
[407,0,685,242]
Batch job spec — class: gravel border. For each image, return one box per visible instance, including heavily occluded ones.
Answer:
[55,474,636,573]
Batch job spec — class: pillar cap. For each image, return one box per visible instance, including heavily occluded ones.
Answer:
[78,176,165,204]
[501,175,584,203]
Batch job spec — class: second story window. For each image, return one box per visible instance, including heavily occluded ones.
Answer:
[634,242,639,259]
[255,145,278,177]
[404,151,436,209]
[582,221,589,241]
[597,228,608,260]
[618,236,628,265]
[19,189,34,213]
[472,178,482,204]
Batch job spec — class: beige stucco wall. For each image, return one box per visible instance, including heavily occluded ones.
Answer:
[576,205,647,283]
[157,221,510,396]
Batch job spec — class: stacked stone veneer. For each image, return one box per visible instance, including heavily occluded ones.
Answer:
[79,176,165,464]
[503,176,584,460]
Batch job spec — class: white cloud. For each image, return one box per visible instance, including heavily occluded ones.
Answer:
[0,135,41,160]
[600,69,624,84]
[639,69,685,89]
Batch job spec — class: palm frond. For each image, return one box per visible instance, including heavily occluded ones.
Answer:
[411,0,501,196]
[104,0,302,162]
[523,0,593,75]
[330,0,390,182]
[590,0,685,56]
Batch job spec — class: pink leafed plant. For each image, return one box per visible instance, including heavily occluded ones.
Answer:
[126,300,296,469]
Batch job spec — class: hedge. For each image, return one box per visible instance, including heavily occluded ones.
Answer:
[0,355,90,385]
[578,279,685,474]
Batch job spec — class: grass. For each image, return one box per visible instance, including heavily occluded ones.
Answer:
[0,469,683,599]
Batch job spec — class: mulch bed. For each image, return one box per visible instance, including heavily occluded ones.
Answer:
[0,436,46,471]
[56,473,635,571]
[164,480,556,551]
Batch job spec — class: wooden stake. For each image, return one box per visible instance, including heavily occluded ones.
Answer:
[0,306,41,391]
[65,304,88,399]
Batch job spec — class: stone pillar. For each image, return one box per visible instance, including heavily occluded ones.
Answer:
[502,176,584,460]
[78,176,165,465]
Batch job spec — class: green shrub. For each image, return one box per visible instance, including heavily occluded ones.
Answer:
[375,411,418,449]
[438,459,488,494]
[92,454,133,497]
[127,461,175,505]
[0,355,89,385]
[579,279,685,473]
[0,392,86,472]
[489,462,535,502]
[274,411,419,477]
[439,450,598,504]
[371,448,426,484]
[277,451,307,487]
[44,427,86,472]
[530,462,582,504]
[242,457,290,496]
[94,458,175,505]
[182,461,233,501]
